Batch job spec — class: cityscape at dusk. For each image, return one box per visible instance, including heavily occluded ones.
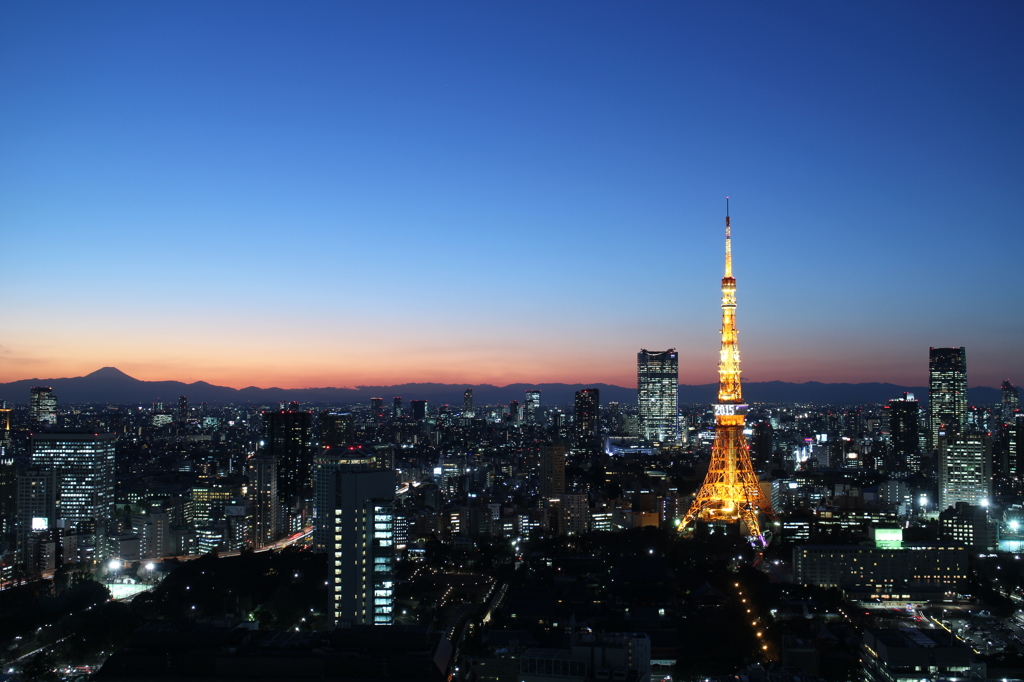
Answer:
[2,3,1024,682]
[3,3,1023,389]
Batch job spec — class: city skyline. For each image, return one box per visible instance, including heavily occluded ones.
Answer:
[2,3,1022,390]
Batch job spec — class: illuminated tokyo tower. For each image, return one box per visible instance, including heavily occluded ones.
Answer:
[679,201,778,545]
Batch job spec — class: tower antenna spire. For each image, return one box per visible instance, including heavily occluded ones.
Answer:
[724,197,732,278]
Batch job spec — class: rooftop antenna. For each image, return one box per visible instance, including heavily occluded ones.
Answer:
[724,196,732,277]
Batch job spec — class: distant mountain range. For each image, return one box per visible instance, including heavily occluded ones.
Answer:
[0,367,1004,407]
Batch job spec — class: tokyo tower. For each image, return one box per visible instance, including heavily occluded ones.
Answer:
[678,202,778,545]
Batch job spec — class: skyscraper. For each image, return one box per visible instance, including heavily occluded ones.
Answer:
[177,395,189,423]
[938,434,992,511]
[539,444,567,499]
[463,388,473,416]
[261,408,312,504]
[410,400,428,420]
[637,348,679,444]
[929,347,967,449]
[1003,380,1020,427]
[1010,415,1024,479]
[393,397,402,419]
[884,393,921,473]
[319,465,395,627]
[29,430,116,559]
[320,411,355,449]
[525,390,541,425]
[246,455,279,547]
[29,386,57,426]
[573,389,600,452]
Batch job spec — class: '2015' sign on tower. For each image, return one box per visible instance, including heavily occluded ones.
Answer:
[678,202,778,545]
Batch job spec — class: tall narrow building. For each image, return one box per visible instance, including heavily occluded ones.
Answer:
[463,388,474,416]
[680,204,777,544]
[525,390,541,425]
[929,347,967,449]
[318,465,395,627]
[573,389,600,453]
[246,455,279,548]
[261,408,313,504]
[884,393,921,473]
[1003,380,1020,427]
[539,444,567,499]
[637,349,679,444]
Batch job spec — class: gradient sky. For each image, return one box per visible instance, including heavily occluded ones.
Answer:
[2,2,1022,390]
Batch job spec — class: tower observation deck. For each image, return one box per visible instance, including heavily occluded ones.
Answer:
[678,203,778,545]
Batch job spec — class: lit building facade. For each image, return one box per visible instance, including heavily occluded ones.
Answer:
[29,386,57,426]
[323,466,395,627]
[938,433,992,511]
[637,349,678,445]
[246,455,279,547]
[525,390,541,425]
[928,347,967,449]
[794,543,968,597]
[30,430,115,535]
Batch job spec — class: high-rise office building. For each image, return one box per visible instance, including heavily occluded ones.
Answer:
[29,386,57,426]
[393,397,402,419]
[938,434,992,511]
[525,390,541,425]
[313,445,378,552]
[637,349,678,444]
[410,400,428,420]
[370,397,383,415]
[509,400,521,423]
[1010,415,1024,479]
[573,389,600,452]
[261,409,312,503]
[320,411,355,449]
[246,455,279,548]
[30,430,116,535]
[319,465,395,627]
[16,467,59,568]
[1003,380,1020,427]
[463,389,473,416]
[177,396,189,423]
[929,347,967,449]
[540,444,567,499]
[884,393,920,473]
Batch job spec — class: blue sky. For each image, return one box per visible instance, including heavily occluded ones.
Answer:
[2,2,1022,389]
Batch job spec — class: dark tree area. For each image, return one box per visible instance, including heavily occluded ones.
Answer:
[2,549,328,682]
[131,548,328,630]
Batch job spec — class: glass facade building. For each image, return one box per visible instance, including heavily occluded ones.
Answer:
[637,349,678,444]
[928,347,967,449]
